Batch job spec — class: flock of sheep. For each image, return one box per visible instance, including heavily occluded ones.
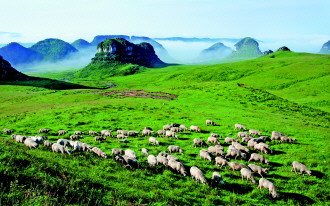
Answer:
[2,121,313,199]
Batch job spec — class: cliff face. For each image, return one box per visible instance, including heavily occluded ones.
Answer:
[0,56,29,81]
[230,37,262,58]
[319,40,330,54]
[92,38,166,68]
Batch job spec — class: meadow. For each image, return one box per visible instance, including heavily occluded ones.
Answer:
[0,51,329,205]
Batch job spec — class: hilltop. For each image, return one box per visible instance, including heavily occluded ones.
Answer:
[230,37,262,58]
[71,39,92,50]
[199,42,232,61]
[319,40,330,54]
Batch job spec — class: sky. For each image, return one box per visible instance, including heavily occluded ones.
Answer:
[1,0,330,53]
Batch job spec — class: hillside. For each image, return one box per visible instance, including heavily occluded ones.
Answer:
[0,51,329,205]
[71,39,92,50]
[30,38,78,62]
[230,37,262,58]
[0,56,29,80]
[199,42,232,61]
[319,40,330,54]
[0,42,43,66]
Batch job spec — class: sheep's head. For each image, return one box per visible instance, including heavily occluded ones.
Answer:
[265,159,270,165]
[307,170,312,176]
[263,168,269,174]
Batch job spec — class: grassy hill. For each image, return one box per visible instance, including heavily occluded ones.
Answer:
[0,51,329,205]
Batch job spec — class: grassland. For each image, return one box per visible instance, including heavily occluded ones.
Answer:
[0,51,329,205]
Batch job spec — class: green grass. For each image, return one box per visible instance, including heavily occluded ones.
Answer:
[0,51,329,205]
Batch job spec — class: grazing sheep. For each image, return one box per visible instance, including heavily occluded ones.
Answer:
[232,142,249,153]
[291,161,312,175]
[170,127,182,133]
[225,137,238,144]
[249,129,262,136]
[193,138,207,147]
[147,155,158,166]
[240,168,256,184]
[57,139,70,147]
[206,120,216,126]
[248,153,269,165]
[43,140,53,147]
[212,172,224,185]
[207,136,220,145]
[254,143,272,154]
[200,149,213,161]
[94,136,106,142]
[242,136,252,143]
[179,125,188,131]
[122,155,139,169]
[238,132,250,138]
[158,152,169,157]
[31,135,46,144]
[142,129,154,136]
[208,145,224,156]
[215,156,228,168]
[81,143,93,152]
[271,131,284,141]
[167,154,179,161]
[228,162,248,171]
[117,130,128,136]
[165,131,178,139]
[24,138,38,149]
[125,149,137,158]
[168,145,183,153]
[3,129,13,135]
[15,135,27,143]
[235,124,247,130]
[39,129,50,134]
[92,147,107,158]
[58,130,68,136]
[70,135,83,141]
[163,124,172,130]
[258,178,277,198]
[111,148,125,156]
[225,145,246,160]
[128,131,139,137]
[52,143,71,154]
[117,134,127,139]
[74,131,84,135]
[190,166,207,184]
[70,141,82,152]
[149,136,159,145]
[247,139,258,148]
[210,133,221,138]
[248,164,269,177]
[280,136,297,143]
[89,131,99,136]
[168,159,187,176]
[157,130,166,137]
[190,125,201,133]
[157,155,168,166]
[101,130,113,137]
[141,148,148,156]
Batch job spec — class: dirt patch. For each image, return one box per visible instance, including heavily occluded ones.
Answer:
[94,90,178,100]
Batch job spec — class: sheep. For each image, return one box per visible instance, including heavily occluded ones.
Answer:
[190,125,201,132]
[111,148,125,156]
[125,149,137,158]
[200,149,212,161]
[117,130,128,136]
[206,120,216,126]
[157,130,166,137]
[163,124,172,130]
[242,136,252,143]
[271,131,284,141]
[122,155,139,169]
[248,164,269,178]
[225,137,238,144]
[142,129,154,136]
[147,155,158,166]
[232,142,249,153]
[235,124,247,130]
[248,153,269,165]
[193,138,207,147]
[24,138,38,149]
[238,132,250,138]
[87,131,97,136]
[158,152,169,157]
[291,161,312,175]
[212,172,224,185]
[81,143,93,152]
[280,136,297,143]
[156,155,168,166]
[70,141,82,152]
[179,125,188,131]
[215,156,229,168]
[70,135,83,141]
[168,145,183,153]
[43,140,53,147]
[149,136,159,145]
[166,154,179,161]
[116,134,127,139]
[190,166,207,184]
[170,123,181,127]
[228,162,248,171]
[92,147,107,158]
[15,135,27,143]
[74,131,84,135]
[225,145,246,160]
[52,143,71,154]
[57,139,70,147]
[165,131,178,139]
[207,136,220,145]
[240,168,256,184]
[170,127,182,133]
[210,133,221,138]
[247,139,258,148]
[249,129,262,136]
[258,178,277,198]
[58,130,68,136]
[3,129,13,135]
[101,130,113,137]
[31,135,46,144]
[254,143,272,154]
[94,136,106,142]
[39,129,50,134]
[208,145,224,156]
[259,136,271,143]
[141,148,148,156]
[168,159,187,176]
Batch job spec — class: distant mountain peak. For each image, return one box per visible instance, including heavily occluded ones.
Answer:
[230,37,262,58]
[319,40,330,54]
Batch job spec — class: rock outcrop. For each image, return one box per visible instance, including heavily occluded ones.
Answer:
[199,42,232,60]
[91,38,166,68]
[0,56,29,81]
[0,42,43,67]
[230,37,262,58]
[319,40,330,54]
[276,46,291,52]
[263,50,274,55]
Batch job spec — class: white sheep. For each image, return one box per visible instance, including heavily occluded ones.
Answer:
[258,178,277,198]
[141,148,148,156]
[248,153,269,165]
[235,124,247,130]
[111,148,124,156]
[89,131,99,136]
[166,155,179,161]
[74,131,84,135]
[291,161,312,175]
[208,145,224,156]
[248,164,269,177]
[225,137,238,144]
[92,147,107,158]
[190,125,201,132]
[58,130,68,136]
[228,162,247,171]
[238,132,250,138]
[280,136,297,143]
[207,136,220,145]
[165,131,178,139]
[190,166,207,184]
[57,139,70,147]
[163,124,172,130]
[149,136,159,145]
[52,143,71,154]
[170,127,182,133]
[215,156,228,168]
[15,135,26,143]
[206,120,215,126]
[24,138,38,149]
[200,149,212,161]
[157,130,166,137]
[43,140,53,147]
[125,149,137,158]
[225,145,246,160]
[142,129,154,136]
[240,168,256,184]
[249,129,262,136]
[168,145,183,153]
[232,142,249,153]
[179,125,188,131]
[156,155,168,166]
[193,138,207,147]
[271,131,284,141]
[147,155,158,166]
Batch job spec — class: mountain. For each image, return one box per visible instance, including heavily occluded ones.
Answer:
[319,40,330,54]
[199,42,232,60]
[230,37,262,58]
[0,56,29,80]
[71,39,92,50]
[30,38,78,62]
[0,42,43,66]
[90,35,130,46]
[153,37,240,43]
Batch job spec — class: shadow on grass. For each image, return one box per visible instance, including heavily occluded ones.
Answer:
[278,192,315,205]
[311,170,325,179]
[269,173,290,180]
[270,162,284,167]
[223,183,254,194]
[272,150,286,155]
[0,77,101,90]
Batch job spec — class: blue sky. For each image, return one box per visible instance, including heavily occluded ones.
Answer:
[1,0,330,52]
